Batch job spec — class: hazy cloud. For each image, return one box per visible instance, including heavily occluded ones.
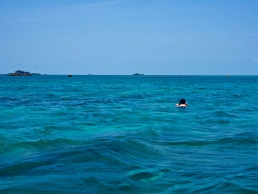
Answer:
[0,0,123,23]
[62,0,123,10]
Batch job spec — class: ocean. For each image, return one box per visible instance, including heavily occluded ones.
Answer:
[0,75,257,193]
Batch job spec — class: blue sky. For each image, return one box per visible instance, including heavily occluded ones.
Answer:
[1,0,258,75]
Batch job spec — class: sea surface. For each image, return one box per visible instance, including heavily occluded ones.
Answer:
[0,75,257,193]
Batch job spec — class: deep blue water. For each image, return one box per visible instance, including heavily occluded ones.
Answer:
[0,75,258,193]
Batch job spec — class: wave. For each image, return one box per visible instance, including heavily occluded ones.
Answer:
[0,131,257,193]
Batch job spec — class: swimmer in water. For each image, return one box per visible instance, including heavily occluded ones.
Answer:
[176,98,188,107]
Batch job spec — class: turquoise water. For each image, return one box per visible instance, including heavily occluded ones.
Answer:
[0,75,257,193]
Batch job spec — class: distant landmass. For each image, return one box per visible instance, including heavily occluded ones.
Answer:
[7,70,41,76]
[132,73,144,76]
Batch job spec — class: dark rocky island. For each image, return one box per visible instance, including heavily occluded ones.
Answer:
[132,73,144,76]
[7,70,41,76]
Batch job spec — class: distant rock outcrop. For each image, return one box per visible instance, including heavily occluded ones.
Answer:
[132,73,144,76]
[7,70,41,76]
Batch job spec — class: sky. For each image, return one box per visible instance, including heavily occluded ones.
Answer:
[1,0,258,75]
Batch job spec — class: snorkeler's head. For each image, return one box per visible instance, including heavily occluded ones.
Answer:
[179,98,186,104]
